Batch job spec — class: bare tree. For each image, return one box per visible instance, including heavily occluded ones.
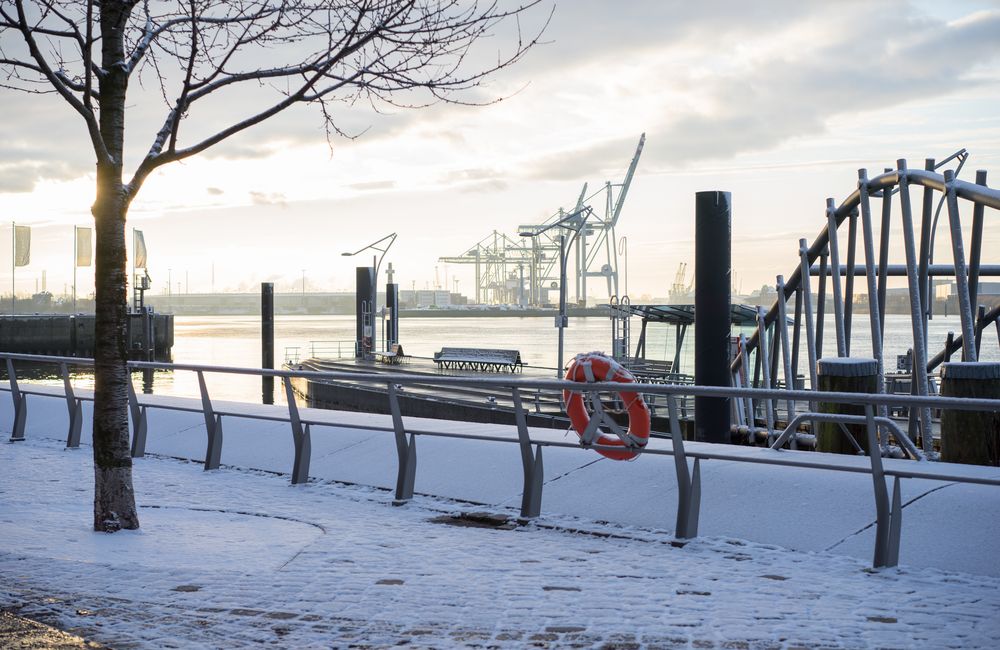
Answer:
[0,0,546,531]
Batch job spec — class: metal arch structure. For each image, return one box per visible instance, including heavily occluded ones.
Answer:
[732,150,1000,457]
[439,133,645,306]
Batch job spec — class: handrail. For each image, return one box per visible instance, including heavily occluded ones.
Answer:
[4,350,999,411]
[3,351,999,571]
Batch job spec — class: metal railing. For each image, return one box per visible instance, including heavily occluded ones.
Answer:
[3,351,999,570]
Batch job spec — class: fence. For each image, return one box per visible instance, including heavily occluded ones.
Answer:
[3,351,999,570]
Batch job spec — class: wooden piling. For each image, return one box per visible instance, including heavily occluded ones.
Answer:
[817,358,878,455]
[940,362,1000,466]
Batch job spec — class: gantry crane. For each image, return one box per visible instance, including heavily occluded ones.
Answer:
[439,134,646,306]
[437,231,538,304]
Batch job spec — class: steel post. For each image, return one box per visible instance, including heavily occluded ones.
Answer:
[857,170,888,429]
[791,287,802,385]
[128,379,147,458]
[943,169,977,362]
[756,307,776,438]
[969,170,987,310]
[7,358,26,441]
[556,234,569,377]
[261,282,274,405]
[60,362,82,448]
[877,168,893,337]
[284,377,311,485]
[918,159,935,348]
[198,370,223,470]
[844,209,859,352]
[897,160,934,453]
[816,249,828,359]
[694,191,732,443]
[388,383,416,504]
[512,388,543,520]
[825,199,847,356]
[798,240,818,406]
[775,276,795,437]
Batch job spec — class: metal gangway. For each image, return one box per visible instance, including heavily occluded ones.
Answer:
[730,152,1000,451]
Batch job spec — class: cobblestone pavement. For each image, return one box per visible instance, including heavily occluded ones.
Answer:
[2,439,999,649]
[0,611,105,649]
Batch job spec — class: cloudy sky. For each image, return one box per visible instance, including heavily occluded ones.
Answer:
[1,0,999,301]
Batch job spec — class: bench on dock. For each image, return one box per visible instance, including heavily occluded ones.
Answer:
[433,347,523,373]
[374,344,406,365]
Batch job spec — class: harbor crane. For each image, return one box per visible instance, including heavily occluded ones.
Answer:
[439,134,645,306]
[437,230,536,304]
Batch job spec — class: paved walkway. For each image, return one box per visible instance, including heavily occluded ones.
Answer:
[2,438,1000,649]
[0,611,103,649]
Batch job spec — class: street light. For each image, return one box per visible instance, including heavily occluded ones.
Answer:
[342,232,397,357]
[520,206,594,377]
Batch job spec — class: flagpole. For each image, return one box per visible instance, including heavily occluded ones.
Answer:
[73,226,78,313]
[11,221,15,315]
[131,228,135,312]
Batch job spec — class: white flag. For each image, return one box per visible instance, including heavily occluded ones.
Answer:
[134,230,147,269]
[14,225,30,267]
[76,226,92,267]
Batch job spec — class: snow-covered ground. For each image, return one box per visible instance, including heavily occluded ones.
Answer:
[2,390,1000,648]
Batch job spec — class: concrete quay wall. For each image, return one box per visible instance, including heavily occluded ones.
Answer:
[0,313,173,359]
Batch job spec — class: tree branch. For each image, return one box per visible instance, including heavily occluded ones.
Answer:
[9,0,110,165]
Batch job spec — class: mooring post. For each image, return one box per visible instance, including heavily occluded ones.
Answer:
[694,190,732,444]
[816,358,878,455]
[940,362,1000,466]
[261,282,274,405]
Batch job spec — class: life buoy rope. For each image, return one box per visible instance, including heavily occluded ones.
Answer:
[563,352,651,461]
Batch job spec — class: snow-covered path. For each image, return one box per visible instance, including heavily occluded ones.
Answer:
[2,438,999,649]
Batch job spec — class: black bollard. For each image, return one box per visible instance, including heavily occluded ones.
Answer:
[695,191,732,443]
[355,267,375,357]
[386,282,399,349]
[940,362,1000,466]
[261,282,274,405]
[816,358,878,455]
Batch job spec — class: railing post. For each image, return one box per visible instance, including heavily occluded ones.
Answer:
[887,476,903,568]
[669,395,700,540]
[60,362,83,448]
[512,387,543,520]
[7,358,26,441]
[128,378,148,458]
[865,405,893,568]
[284,377,311,484]
[388,383,416,504]
[198,371,223,470]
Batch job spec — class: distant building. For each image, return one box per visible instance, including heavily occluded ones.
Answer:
[399,290,467,308]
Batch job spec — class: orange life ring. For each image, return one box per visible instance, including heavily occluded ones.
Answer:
[563,352,650,460]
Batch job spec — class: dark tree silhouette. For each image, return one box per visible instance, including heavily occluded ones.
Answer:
[0,0,546,531]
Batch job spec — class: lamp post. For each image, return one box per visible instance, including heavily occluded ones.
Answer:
[342,232,397,357]
[618,235,628,298]
[520,206,593,377]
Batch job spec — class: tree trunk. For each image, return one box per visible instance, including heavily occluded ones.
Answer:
[91,0,139,532]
